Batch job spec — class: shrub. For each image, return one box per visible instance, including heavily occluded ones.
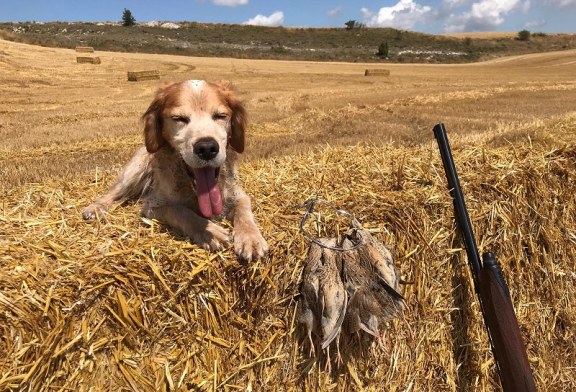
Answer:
[345,20,365,30]
[377,41,389,57]
[517,29,531,41]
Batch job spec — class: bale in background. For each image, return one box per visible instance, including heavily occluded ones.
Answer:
[127,70,160,82]
[365,69,390,76]
[76,56,101,64]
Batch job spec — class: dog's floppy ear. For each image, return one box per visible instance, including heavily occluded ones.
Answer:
[229,97,247,153]
[142,83,172,153]
[216,81,247,153]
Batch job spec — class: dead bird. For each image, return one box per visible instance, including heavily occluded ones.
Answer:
[340,228,404,343]
[297,224,404,366]
[352,228,404,306]
[298,238,347,356]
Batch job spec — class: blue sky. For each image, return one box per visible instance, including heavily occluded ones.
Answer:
[0,0,574,34]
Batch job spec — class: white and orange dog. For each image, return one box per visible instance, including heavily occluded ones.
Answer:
[83,80,268,261]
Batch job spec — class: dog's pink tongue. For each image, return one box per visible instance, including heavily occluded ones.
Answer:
[193,167,222,218]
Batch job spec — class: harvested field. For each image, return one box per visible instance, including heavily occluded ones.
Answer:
[75,46,95,53]
[1,39,575,391]
[441,32,518,39]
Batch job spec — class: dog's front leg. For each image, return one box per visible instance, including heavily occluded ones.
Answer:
[144,205,231,251]
[229,190,269,261]
[83,147,151,220]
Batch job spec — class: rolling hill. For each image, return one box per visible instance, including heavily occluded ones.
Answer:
[1,21,575,63]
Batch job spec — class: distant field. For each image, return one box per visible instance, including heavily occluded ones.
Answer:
[442,32,518,39]
[1,40,575,391]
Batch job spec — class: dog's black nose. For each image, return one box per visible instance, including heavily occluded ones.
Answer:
[194,138,219,161]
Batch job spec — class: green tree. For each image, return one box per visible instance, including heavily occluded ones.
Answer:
[377,41,389,58]
[345,20,365,30]
[122,8,136,27]
[517,29,531,41]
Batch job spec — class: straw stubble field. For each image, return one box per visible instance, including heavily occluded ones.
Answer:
[1,39,575,391]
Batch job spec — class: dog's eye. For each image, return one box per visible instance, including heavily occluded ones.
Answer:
[213,112,229,121]
[171,115,190,124]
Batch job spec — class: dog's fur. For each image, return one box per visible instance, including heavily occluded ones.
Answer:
[83,80,268,261]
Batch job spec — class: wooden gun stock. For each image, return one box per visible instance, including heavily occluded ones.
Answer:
[479,252,536,391]
[433,123,536,391]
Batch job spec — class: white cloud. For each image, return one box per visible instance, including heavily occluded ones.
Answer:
[327,6,343,18]
[436,0,471,20]
[524,19,547,29]
[545,0,576,7]
[244,11,284,26]
[212,0,248,6]
[521,0,531,12]
[444,0,473,7]
[443,0,525,33]
[361,0,432,29]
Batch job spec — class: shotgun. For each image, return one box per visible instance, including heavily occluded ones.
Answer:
[433,123,536,392]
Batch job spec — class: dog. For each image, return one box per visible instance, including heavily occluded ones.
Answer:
[83,80,268,261]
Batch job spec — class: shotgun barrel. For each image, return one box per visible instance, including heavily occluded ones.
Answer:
[433,123,536,392]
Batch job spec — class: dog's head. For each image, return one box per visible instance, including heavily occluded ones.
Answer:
[143,79,246,157]
[142,80,247,218]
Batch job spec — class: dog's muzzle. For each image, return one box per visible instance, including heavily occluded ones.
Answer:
[193,138,220,161]
[183,137,223,219]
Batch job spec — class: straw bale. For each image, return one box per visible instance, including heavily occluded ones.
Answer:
[76,56,101,64]
[127,70,161,82]
[365,69,390,76]
[75,46,95,53]
[1,123,575,390]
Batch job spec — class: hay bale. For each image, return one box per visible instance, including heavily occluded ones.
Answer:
[127,70,160,82]
[364,69,390,76]
[1,119,576,390]
[76,56,101,64]
[75,46,95,53]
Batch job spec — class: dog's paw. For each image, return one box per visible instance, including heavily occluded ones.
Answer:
[193,222,231,251]
[82,203,107,220]
[233,228,269,262]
